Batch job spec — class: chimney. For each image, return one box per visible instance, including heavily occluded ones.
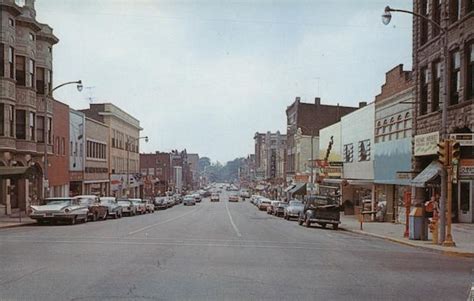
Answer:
[295,97,301,103]
[315,97,321,105]
[359,101,367,108]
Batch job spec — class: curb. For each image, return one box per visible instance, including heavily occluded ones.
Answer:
[340,227,474,258]
[0,221,36,230]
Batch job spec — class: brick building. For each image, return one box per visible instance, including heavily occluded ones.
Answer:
[412,0,473,223]
[254,131,286,181]
[286,97,358,184]
[140,151,171,197]
[48,100,69,197]
[0,0,58,215]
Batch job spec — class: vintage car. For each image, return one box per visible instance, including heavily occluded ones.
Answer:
[298,195,341,230]
[183,195,196,206]
[130,198,147,214]
[228,194,239,202]
[258,199,272,211]
[117,199,137,216]
[284,200,304,220]
[267,201,280,214]
[99,197,123,219]
[30,197,89,225]
[153,197,168,210]
[210,193,220,202]
[144,199,155,213]
[73,195,110,221]
[192,194,202,203]
[273,201,288,217]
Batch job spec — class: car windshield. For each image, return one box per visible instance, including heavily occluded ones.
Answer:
[45,200,71,206]
[117,201,130,205]
[289,201,303,207]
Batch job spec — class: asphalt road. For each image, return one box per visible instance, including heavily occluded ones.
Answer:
[0,191,473,301]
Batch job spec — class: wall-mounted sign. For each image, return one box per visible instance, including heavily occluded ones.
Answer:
[450,133,474,146]
[459,159,474,178]
[414,132,439,156]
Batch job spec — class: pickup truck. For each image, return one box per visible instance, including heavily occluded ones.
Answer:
[298,195,340,230]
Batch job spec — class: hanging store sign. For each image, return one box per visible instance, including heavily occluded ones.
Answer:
[414,132,439,156]
[449,133,474,146]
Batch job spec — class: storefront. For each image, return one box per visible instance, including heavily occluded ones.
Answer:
[457,160,474,223]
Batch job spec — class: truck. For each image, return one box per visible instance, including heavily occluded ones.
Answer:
[298,194,340,230]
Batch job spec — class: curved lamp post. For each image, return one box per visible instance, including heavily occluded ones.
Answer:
[381,6,454,246]
[126,136,149,197]
[43,80,83,197]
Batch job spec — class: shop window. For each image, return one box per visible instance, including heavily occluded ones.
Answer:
[15,55,25,86]
[36,116,44,142]
[432,61,441,111]
[467,42,474,100]
[15,109,26,139]
[420,67,428,115]
[450,50,461,105]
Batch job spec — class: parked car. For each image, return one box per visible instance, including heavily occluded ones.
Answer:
[164,197,175,208]
[154,197,168,210]
[193,194,202,203]
[117,199,137,216]
[130,198,147,214]
[144,199,155,213]
[183,195,196,206]
[274,202,288,217]
[284,200,304,220]
[258,199,271,211]
[228,194,239,202]
[172,194,183,204]
[240,190,250,199]
[74,195,110,221]
[30,197,88,225]
[298,195,341,230]
[99,197,123,219]
[210,193,220,202]
[268,201,280,214]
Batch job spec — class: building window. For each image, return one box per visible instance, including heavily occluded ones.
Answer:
[8,47,14,79]
[48,47,52,54]
[61,137,65,155]
[36,116,44,142]
[70,141,73,156]
[47,117,52,144]
[420,67,429,115]
[8,18,14,27]
[419,0,428,45]
[404,112,411,138]
[450,0,461,24]
[389,117,395,140]
[432,61,441,111]
[46,69,52,93]
[467,42,474,100]
[29,33,34,41]
[0,44,4,77]
[28,59,34,88]
[343,143,353,163]
[450,50,461,105]
[0,104,4,136]
[29,111,35,141]
[432,0,441,37]
[8,105,14,137]
[396,115,403,139]
[36,67,45,95]
[55,137,60,154]
[358,140,371,162]
[15,55,25,86]
[15,109,26,139]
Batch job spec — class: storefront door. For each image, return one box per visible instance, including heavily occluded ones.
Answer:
[458,181,473,223]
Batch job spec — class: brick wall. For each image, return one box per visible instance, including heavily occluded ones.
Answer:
[49,100,69,187]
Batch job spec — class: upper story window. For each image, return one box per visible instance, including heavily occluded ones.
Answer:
[450,0,461,24]
[29,33,34,41]
[36,67,45,95]
[420,67,429,115]
[48,47,52,54]
[432,61,441,111]
[36,115,44,142]
[467,42,474,100]
[15,55,26,86]
[432,0,441,36]
[15,109,26,140]
[358,140,371,162]
[28,59,34,88]
[0,104,4,136]
[29,111,35,141]
[8,18,14,27]
[0,44,4,77]
[343,143,353,163]
[8,47,14,79]
[469,0,474,12]
[419,0,428,45]
[450,50,461,105]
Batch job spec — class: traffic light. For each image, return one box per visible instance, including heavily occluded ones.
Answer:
[437,139,450,166]
[451,141,461,164]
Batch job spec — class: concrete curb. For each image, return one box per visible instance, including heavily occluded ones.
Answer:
[340,227,474,258]
[0,221,36,230]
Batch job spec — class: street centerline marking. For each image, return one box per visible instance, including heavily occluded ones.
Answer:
[127,206,200,236]
[225,201,242,237]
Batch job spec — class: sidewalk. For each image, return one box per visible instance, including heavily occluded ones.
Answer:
[340,214,474,257]
[0,212,36,229]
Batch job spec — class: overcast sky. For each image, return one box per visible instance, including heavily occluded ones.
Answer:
[35,0,412,163]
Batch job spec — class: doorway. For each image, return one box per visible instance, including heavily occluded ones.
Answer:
[458,180,473,223]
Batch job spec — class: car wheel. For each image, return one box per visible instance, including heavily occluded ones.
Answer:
[70,216,77,225]
[103,211,108,220]
[332,224,339,230]
[298,217,303,226]
[321,223,327,229]
[118,211,122,218]
[114,212,118,219]
[305,217,311,228]
[92,213,98,222]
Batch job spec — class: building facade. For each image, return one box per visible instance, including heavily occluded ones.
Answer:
[69,109,85,196]
[374,65,414,223]
[80,103,143,198]
[83,117,109,196]
[140,151,172,197]
[412,0,473,222]
[187,153,199,189]
[254,131,286,182]
[286,97,358,184]
[0,0,58,215]
[48,100,69,197]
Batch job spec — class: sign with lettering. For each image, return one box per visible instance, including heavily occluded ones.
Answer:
[459,159,474,178]
[414,132,439,156]
[450,133,474,146]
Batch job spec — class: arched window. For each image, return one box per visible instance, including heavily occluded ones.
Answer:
[396,115,403,139]
[404,112,411,138]
[382,119,388,141]
[389,117,395,140]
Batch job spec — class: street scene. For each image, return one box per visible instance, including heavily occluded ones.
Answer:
[0,0,474,300]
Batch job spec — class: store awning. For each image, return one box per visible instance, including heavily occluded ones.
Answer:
[0,166,29,178]
[411,161,443,188]
[289,183,306,195]
[284,184,296,192]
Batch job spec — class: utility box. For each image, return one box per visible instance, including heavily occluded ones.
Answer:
[409,207,427,240]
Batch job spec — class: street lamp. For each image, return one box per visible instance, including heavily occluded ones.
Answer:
[126,136,149,197]
[382,6,454,246]
[43,80,83,198]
